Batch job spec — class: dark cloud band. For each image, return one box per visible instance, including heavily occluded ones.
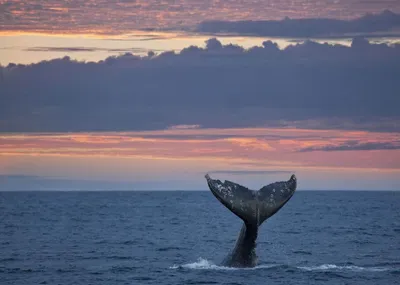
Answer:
[299,141,400,152]
[23,46,165,53]
[1,38,399,133]
[197,10,400,38]
[208,170,293,175]
[2,2,399,34]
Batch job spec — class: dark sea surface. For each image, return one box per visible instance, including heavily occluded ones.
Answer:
[0,191,399,285]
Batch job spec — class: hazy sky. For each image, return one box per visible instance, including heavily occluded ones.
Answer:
[0,1,399,190]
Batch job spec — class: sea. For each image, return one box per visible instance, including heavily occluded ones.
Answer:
[0,191,399,285]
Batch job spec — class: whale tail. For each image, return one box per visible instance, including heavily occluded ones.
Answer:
[205,174,297,226]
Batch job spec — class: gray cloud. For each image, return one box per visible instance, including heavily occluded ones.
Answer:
[2,1,400,34]
[132,133,327,141]
[24,46,165,53]
[208,170,293,175]
[197,10,400,38]
[299,141,400,152]
[25,47,99,52]
[1,38,399,133]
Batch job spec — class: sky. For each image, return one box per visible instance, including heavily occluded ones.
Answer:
[0,0,399,190]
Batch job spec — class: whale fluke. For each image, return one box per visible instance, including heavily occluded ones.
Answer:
[205,174,297,267]
[205,174,296,226]
[205,174,258,225]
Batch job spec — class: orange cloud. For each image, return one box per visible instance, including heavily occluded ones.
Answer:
[0,127,398,173]
[224,138,275,151]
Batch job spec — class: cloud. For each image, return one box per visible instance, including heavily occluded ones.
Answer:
[168,124,201,130]
[1,129,398,179]
[2,1,400,34]
[24,46,165,53]
[1,38,399,132]
[25,47,99,52]
[196,10,400,38]
[208,170,293,175]
[299,140,400,152]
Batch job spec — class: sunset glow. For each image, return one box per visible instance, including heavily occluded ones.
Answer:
[2,0,400,34]
[1,0,399,191]
[1,127,399,190]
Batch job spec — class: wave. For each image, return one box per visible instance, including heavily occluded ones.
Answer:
[298,264,390,272]
[170,258,396,273]
[105,255,133,260]
[110,265,139,273]
[170,258,234,270]
[0,257,18,262]
[292,250,312,255]
[157,246,183,252]
[170,258,282,271]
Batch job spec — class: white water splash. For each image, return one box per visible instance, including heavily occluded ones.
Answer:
[169,258,279,270]
[170,258,234,270]
[170,258,394,272]
[297,264,391,272]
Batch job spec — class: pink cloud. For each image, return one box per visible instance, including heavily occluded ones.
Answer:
[0,127,398,172]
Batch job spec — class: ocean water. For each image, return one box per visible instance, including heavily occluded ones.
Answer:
[0,191,399,285]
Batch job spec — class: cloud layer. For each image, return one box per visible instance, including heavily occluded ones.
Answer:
[24,46,165,53]
[1,1,399,34]
[1,128,399,190]
[1,38,399,133]
[299,140,400,152]
[1,128,399,174]
[197,10,400,37]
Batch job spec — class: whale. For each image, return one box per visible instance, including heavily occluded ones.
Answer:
[205,174,297,268]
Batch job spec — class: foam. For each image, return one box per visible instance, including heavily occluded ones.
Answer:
[297,264,391,272]
[170,258,280,270]
[170,258,394,272]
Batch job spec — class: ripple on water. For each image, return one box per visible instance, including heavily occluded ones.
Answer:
[110,265,139,273]
[132,276,154,281]
[1,268,37,274]
[106,255,133,260]
[0,257,18,262]
[121,240,138,245]
[157,246,182,252]
[186,281,219,284]
[292,250,312,255]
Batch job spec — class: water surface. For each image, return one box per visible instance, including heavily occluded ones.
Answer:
[1,191,399,284]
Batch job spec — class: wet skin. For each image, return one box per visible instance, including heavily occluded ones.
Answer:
[205,174,297,268]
